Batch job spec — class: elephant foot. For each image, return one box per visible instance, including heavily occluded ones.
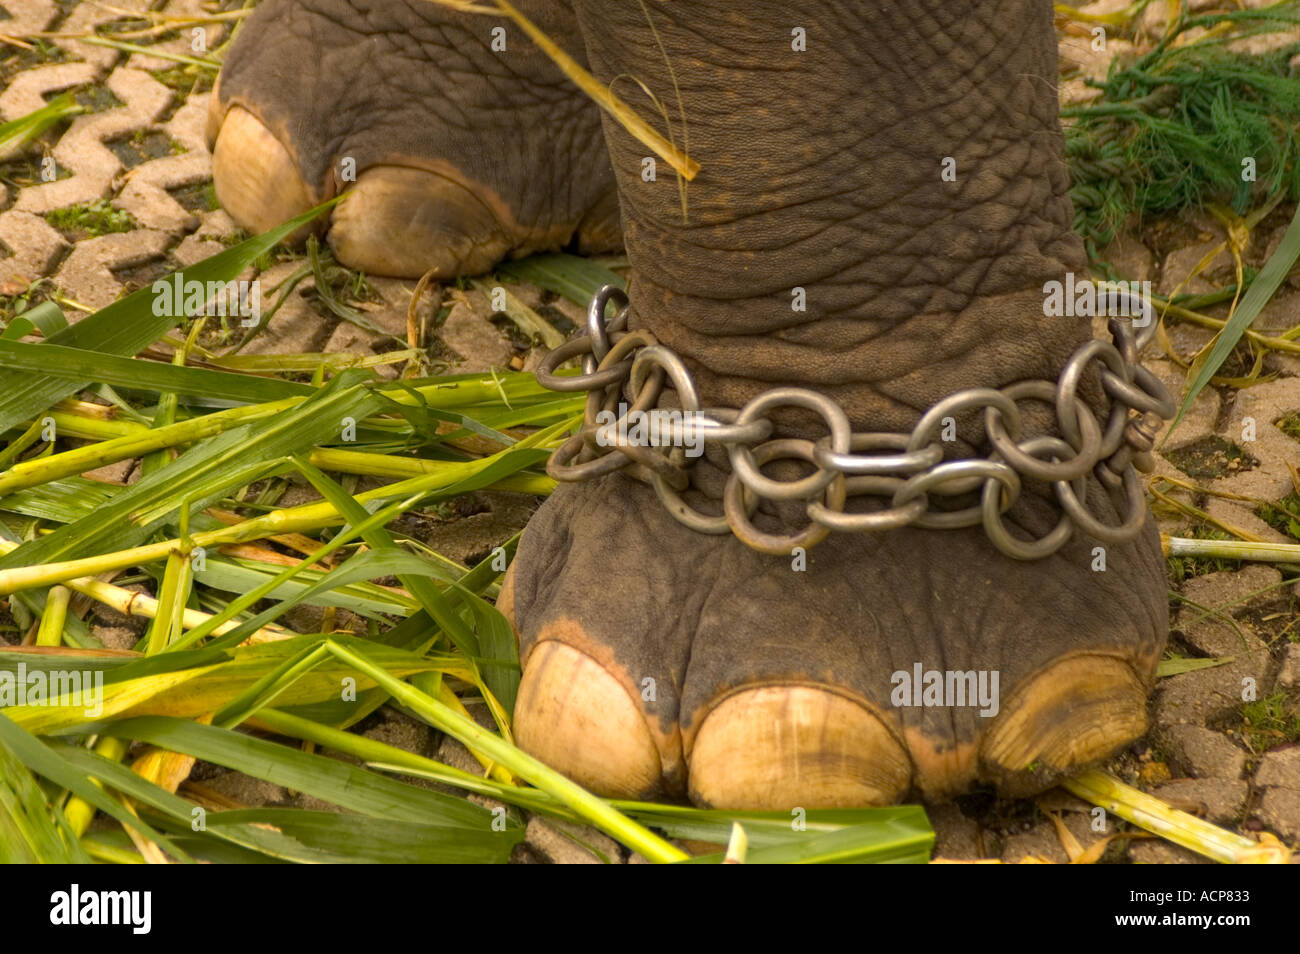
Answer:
[503,457,1166,807]
[496,1,1169,807]
[206,0,619,277]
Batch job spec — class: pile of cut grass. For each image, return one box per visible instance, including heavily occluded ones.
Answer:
[1065,3,1300,256]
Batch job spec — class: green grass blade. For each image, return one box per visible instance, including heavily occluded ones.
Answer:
[102,716,500,830]
[1165,193,1300,440]
[0,340,314,403]
[0,712,188,860]
[0,92,83,159]
[0,731,90,863]
[290,455,482,659]
[319,639,689,863]
[51,743,381,863]
[694,815,934,864]
[197,554,420,620]
[200,550,436,649]
[496,253,626,306]
[1,300,68,341]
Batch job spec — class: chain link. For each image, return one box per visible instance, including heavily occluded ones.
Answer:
[535,285,1175,558]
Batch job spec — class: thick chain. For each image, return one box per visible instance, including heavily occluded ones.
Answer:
[534,285,1175,558]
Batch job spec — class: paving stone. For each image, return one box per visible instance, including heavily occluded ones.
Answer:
[1255,746,1300,790]
[1176,565,1279,658]
[1256,788,1300,845]
[1145,358,1218,447]
[1213,377,1300,502]
[1151,778,1248,826]
[1254,748,1300,843]
[435,735,483,776]
[124,0,230,72]
[53,229,171,310]
[81,459,134,484]
[413,492,536,567]
[360,276,424,339]
[0,61,98,120]
[1204,499,1293,547]
[525,817,623,864]
[1155,725,1247,780]
[1278,643,1300,690]
[362,711,438,760]
[928,802,989,860]
[438,299,514,372]
[1000,821,1068,864]
[0,211,69,285]
[19,68,173,216]
[1159,241,1234,296]
[324,320,390,357]
[202,769,288,808]
[240,275,334,355]
[170,210,238,267]
[1154,655,1270,727]
[1180,565,1284,616]
[114,90,214,235]
[1260,224,1300,292]
[1162,321,1217,359]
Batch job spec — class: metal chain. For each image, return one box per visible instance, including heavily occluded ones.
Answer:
[534,285,1175,559]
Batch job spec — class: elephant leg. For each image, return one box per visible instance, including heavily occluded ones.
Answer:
[207,0,620,277]
[504,0,1168,806]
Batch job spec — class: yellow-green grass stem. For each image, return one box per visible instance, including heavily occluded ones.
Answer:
[144,551,194,654]
[80,835,146,864]
[34,584,70,646]
[322,640,689,863]
[0,413,552,499]
[253,707,577,818]
[1063,770,1290,864]
[1164,535,1300,564]
[0,398,302,496]
[487,0,697,181]
[0,539,289,643]
[63,736,130,837]
[0,418,47,469]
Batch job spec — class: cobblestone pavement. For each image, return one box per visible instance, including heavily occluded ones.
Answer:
[1,0,1298,861]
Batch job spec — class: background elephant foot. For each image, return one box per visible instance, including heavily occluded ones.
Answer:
[206,0,620,277]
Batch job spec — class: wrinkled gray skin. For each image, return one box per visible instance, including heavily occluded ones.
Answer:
[214,0,1169,801]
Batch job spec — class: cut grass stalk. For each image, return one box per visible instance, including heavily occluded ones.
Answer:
[34,585,69,647]
[1063,770,1290,864]
[1163,535,1300,563]
[0,398,300,497]
[483,0,697,180]
[467,279,566,348]
[76,35,219,70]
[0,540,290,644]
[320,639,689,863]
[62,737,129,838]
